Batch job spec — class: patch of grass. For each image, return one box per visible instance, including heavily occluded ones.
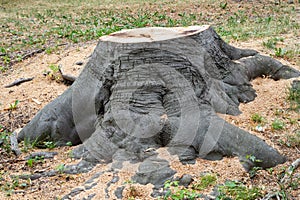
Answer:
[263,37,284,49]
[250,113,264,124]
[9,100,19,110]
[272,119,285,130]
[26,156,45,168]
[287,81,300,111]
[217,180,262,200]
[0,125,12,154]
[163,180,201,200]
[43,141,56,149]
[192,173,217,191]
[274,47,287,58]
[0,175,29,196]
[56,164,65,174]
[1,1,299,69]
[285,131,300,148]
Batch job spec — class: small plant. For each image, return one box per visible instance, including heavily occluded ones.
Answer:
[43,141,56,149]
[9,100,19,110]
[48,64,59,73]
[285,131,300,148]
[249,166,262,178]
[0,126,11,154]
[163,180,201,200]
[250,113,264,124]
[21,137,40,152]
[217,180,262,200]
[56,164,65,173]
[26,156,45,167]
[192,173,217,190]
[220,2,228,9]
[66,141,72,146]
[287,81,300,111]
[124,180,138,198]
[0,176,28,196]
[274,47,286,58]
[246,155,262,163]
[272,119,285,130]
[262,37,283,49]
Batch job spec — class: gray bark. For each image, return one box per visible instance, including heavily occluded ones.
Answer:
[17,25,299,191]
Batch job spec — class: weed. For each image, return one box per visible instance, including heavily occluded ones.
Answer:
[66,141,72,146]
[0,176,28,196]
[274,47,287,57]
[246,155,262,163]
[43,141,56,149]
[285,131,300,148]
[287,81,300,111]
[220,2,228,10]
[272,119,285,130]
[250,113,264,124]
[26,156,45,167]
[263,37,284,49]
[9,100,19,110]
[192,173,217,190]
[21,137,40,152]
[217,180,262,200]
[56,164,65,173]
[249,166,262,178]
[48,64,59,73]
[0,125,11,154]
[163,180,201,200]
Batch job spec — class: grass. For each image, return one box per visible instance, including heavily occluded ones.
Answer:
[0,125,12,154]
[272,119,285,130]
[250,113,264,124]
[0,0,299,70]
[192,173,217,191]
[287,81,300,111]
[217,180,262,200]
[163,180,201,200]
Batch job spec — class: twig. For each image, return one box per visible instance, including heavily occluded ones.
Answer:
[0,159,25,164]
[4,77,34,88]
[58,64,77,83]
[281,158,300,184]
[25,151,58,160]
[262,158,300,200]
[21,48,45,61]
[10,130,21,156]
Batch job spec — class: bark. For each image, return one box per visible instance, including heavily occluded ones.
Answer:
[17,25,299,191]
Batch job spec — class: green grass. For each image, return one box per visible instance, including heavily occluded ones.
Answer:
[0,0,299,71]
[272,119,285,130]
[287,81,300,111]
[192,173,217,191]
[217,180,262,200]
[250,113,264,124]
[0,125,12,154]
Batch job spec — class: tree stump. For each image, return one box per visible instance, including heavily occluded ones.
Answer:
[18,25,299,194]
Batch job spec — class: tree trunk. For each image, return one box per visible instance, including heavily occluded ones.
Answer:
[18,25,299,191]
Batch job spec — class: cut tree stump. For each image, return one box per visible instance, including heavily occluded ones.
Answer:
[17,25,300,197]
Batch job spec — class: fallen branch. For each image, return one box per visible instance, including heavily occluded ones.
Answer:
[21,48,45,61]
[280,158,300,184]
[10,130,21,156]
[262,158,300,200]
[4,77,34,88]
